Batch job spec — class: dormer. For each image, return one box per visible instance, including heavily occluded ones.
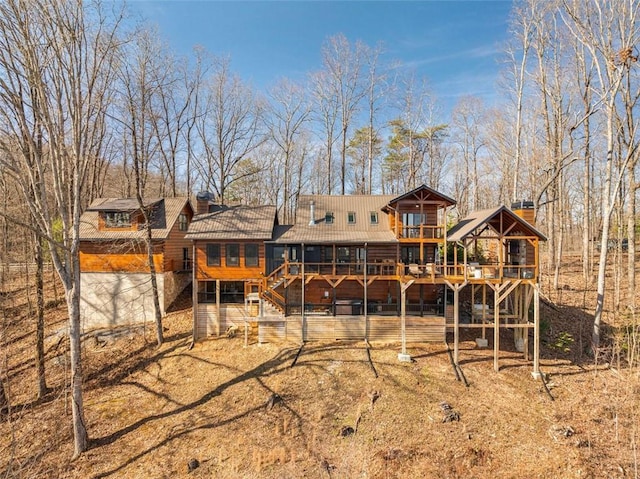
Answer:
[383,185,456,240]
[88,198,164,232]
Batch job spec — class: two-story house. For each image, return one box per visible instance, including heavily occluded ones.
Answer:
[78,197,193,331]
[187,185,546,374]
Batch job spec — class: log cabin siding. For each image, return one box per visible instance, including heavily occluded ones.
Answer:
[163,205,193,271]
[79,241,164,273]
[194,240,266,280]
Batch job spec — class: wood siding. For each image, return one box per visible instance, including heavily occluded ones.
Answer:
[163,204,193,271]
[194,240,266,280]
[257,315,445,343]
[79,242,164,273]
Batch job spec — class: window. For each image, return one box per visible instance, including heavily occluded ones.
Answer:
[182,247,191,270]
[347,211,356,224]
[226,243,240,266]
[245,243,259,267]
[220,281,243,303]
[104,211,131,228]
[324,246,333,263]
[325,211,334,224]
[337,247,350,263]
[370,211,378,224]
[206,244,220,266]
[178,213,188,231]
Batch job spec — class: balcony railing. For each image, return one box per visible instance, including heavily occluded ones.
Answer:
[400,225,444,239]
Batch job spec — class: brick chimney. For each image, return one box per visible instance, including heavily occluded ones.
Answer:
[196,191,213,215]
[511,200,535,225]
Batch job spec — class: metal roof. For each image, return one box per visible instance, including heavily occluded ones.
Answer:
[447,205,547,242]
[79,197,191,241]
[274,195,398,244]
[387,184,456,207]
[86,198,163,212]
[186,205,278,240]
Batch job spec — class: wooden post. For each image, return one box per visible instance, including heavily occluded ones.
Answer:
[494,284,500,372]
[216,279,221,337]
[398,281,413,361]
[482,283,487,339]
[533,285,541,378]
[444,279,465,366]
[301,243,305,342]
[192,243,198,341]
[453,286,460,364]
[364,243,368,341]
[401,286,407,355]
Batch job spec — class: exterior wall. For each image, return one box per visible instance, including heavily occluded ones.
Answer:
[80,272,166,331]
[195,302,252,339]
[79,241,164,273]
[195,240,266,280]
[257,316,445,343]
[163,204,193,272]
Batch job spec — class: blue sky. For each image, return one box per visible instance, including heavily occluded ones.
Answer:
[132,1,514,117]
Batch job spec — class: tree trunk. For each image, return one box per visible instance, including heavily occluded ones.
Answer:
[67,270,88,458]
[627,162,636,311]
[35,236,48,398]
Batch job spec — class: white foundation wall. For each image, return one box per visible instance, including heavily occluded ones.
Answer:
[80,272,166,331]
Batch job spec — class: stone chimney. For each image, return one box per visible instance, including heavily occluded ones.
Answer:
[308,200,316,226]
[511,200,535,225]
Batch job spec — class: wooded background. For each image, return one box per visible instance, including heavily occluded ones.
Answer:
[0,0,638,458]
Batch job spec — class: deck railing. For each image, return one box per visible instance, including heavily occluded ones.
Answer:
[400,224,444,239]
[284,301,443,317]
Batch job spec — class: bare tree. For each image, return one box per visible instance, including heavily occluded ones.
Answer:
[505,1,535,202]
[265,78,310,222]
[310,69,339,194]
[0,0,124,456]
[347,126,383,194]
[116,28,169,346]
[451,96,487,217]
[193,57,264,204]
[562,0,640,349]
[318,34,368,195]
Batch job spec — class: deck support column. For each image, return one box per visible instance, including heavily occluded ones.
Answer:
[398,281,412,362]
[493,283,500,372]
[454,286,460,364]
[445,280,466,366]
[216,279,221,337]
[532,285,541,379]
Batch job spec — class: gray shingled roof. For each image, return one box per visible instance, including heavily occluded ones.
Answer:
[274,195,398,244]
[186,205,277,240]
[447,205,547,242]
[79,197,191,241]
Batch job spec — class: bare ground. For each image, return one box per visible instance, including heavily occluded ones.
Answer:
[0,259,639,478]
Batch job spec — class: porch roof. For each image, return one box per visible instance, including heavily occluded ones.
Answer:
[447,205,547,242]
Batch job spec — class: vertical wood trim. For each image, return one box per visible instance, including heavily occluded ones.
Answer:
[494,284,500,372]
[453,286,459,364]
[216,280,221,336]
[400,286,407,355]
[534,285,540,375]
[192,242,198,340]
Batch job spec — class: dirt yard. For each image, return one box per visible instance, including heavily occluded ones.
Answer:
[0,259,638,478]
